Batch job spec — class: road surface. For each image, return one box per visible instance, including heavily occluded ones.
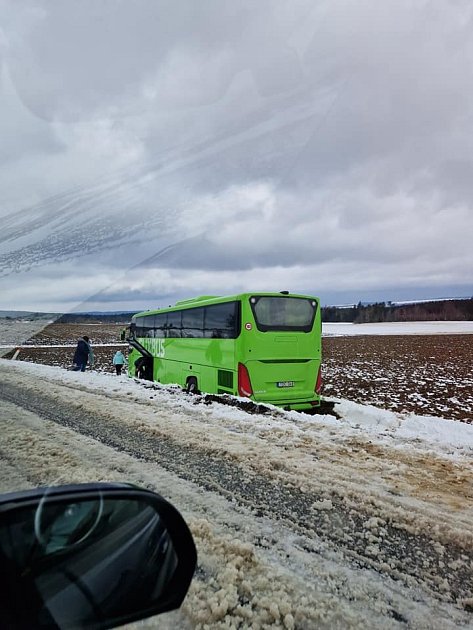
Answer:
[0,360,472,629]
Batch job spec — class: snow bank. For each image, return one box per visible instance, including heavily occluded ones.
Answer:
[334,399,473,452]
[2,359,472,455]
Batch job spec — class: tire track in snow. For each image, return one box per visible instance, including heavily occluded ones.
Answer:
[0,407,412,629]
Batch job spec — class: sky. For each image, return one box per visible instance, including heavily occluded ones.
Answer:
[0,0,472,313]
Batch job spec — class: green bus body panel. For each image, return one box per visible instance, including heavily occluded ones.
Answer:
[140,337,235,394]
[128,293,321,410]
[237,297,321,406]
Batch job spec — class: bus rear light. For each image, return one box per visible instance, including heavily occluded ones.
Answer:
[315,366,322,394]
[238,363,253,398]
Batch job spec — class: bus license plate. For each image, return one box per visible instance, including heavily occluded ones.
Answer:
[277,381,294,388]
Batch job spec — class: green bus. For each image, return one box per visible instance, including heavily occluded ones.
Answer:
[127,292,322,411]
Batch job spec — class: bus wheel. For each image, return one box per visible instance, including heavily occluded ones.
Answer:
[186,377,199,395]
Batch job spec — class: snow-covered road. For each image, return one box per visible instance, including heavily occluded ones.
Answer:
[0,359,472,629]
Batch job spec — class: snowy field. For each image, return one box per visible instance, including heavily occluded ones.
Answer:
[0,359,472,629]
[323,321,473,336]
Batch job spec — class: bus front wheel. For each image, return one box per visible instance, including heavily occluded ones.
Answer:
[186,377,199,395]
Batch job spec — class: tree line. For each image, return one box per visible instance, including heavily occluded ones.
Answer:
[55,312,133,324]
[321,298,473,323]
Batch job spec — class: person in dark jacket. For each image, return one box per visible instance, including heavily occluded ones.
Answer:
[72,336,94,372]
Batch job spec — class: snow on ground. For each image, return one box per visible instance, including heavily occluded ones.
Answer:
[323,321,473,336]
[2,359,471,455]
[331,399,473,452]
[1,359,473,628]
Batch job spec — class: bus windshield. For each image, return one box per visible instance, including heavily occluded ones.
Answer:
[250,296,317,332]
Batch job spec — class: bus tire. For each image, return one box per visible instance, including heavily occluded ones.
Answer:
[186,377,199,395]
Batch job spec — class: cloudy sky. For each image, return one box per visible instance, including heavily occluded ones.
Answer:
[1,0,472,313]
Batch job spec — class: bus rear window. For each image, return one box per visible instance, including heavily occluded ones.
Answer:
[250,296,317,332]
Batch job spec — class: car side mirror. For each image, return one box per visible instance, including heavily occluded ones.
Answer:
[0,483,197,629]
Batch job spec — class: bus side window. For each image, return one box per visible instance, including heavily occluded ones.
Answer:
[143,315,155,338]
[204,303,238,339]
[167,311,182,338]
[182,307,204,338]
[204,328,222,339]
[155,313,167,338]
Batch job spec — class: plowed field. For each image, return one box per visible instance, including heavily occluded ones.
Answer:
[323,335,473,422]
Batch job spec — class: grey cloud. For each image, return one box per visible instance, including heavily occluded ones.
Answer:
[6,0,309,121]
[1,0,473,311]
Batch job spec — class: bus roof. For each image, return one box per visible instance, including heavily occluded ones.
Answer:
[132,292,319,318]
[174,295,220,305]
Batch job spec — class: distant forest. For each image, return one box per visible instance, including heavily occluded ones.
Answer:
[55,312,133,324]
[321,298,473,323]
[4,300,473,325]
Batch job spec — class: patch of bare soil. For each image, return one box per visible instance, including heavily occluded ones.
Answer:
[6,322,127,374]
[25,322,125,344]
[323,335,473,422]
